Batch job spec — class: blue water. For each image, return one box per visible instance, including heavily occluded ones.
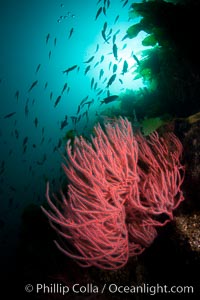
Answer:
[0,0,149,273]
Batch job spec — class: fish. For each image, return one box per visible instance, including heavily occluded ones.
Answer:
[84,56,94,63]
[100,55,104,63]
[122,43,127,50]
[84,65,90,75]
[34,117,38,128]
[68,28,74,39]
[50,92,53,100]
[35,64,41,74]
[103,22,107,32]
[63,65,77,75]
[113,44,118,60]
[119,79,123,84]
[46,33,50,44]
[54,95,62,107]
[100,95,119,105]
[95,7,103,20]
[101,30,109,44]
[107,74,117,88]
[95,44,99,53]
[99,69,104,80]
[4,112,16,119]
[15,90,19,101]
[113,64,117,73]
[23,136,28,146]
[114,15,119,24]
[94,62,99,68]
[103,6,106,16]
[96,89,103,96]
[80,96,89,106]
[54,38,57,47]
[132,53,140,66]
[122,0,128,7]
[28,80,38,92]
[76,105,81,115]
[91,78,94,89]
[44,82,48,89]
[61,83,68,94]
[121,34,128,41]
[49,51,51,60]
[121,60,128,75]
[107,28,112,37]
[60,116,68,130]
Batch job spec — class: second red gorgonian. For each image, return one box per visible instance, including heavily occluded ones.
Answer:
[42,117,185,270]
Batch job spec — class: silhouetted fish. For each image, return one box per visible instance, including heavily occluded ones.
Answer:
[35,64,41,74]
[34,117,38,128]
[122,0,128,8]
[61,83,68,94]
[46,33,50,44]
[114,15,119,24]
[4,112,16,119]
[121,60,128,75]
[63,65,77,75]
[95,7,103,20]
[28,80,38,92]
[84,56,94,63]
[84,65,90,75]
[44,82,48,89]
[54,95,61,107]
[107,74,117,87]
[113,44,118,60]
[100,95,119,105]
[68,28,74,39]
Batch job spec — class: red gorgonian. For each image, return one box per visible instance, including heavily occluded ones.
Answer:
[42,117,185,270]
